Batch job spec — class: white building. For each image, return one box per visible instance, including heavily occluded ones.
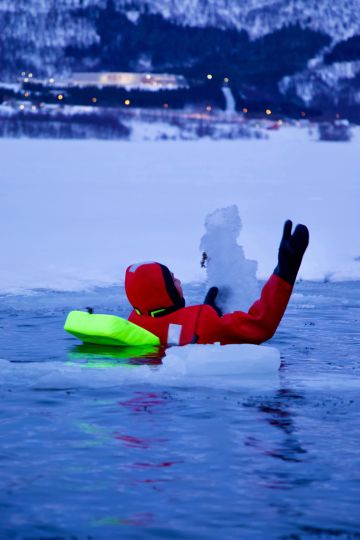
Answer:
[70,72,188,91]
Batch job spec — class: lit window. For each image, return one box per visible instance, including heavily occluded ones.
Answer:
[92,97,97,103]
[57,94,64,101]
[124,99,131,106]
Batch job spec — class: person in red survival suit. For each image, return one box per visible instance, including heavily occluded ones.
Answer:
[125,220,309,346]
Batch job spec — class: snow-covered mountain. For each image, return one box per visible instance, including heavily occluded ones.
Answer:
[1,0,360,110]
[114,0,360,41]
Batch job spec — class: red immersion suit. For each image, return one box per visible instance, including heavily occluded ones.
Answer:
[125,262,292,347]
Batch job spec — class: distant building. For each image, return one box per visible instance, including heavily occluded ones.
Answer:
[70,72,188,91]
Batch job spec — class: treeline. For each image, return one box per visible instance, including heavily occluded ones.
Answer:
[0,110,130,139]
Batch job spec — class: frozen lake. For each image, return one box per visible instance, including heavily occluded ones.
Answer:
[1,128,360,294]
[1,280,360,539]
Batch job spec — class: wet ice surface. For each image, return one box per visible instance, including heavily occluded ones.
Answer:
[1,281,360,540]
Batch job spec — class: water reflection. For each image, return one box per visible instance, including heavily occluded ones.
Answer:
[93,512,154,527]
[244,387,307,466]
[119,391,173,413]
[68,343,165,367]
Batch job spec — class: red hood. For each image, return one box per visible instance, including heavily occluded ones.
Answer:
[125,262,185,317]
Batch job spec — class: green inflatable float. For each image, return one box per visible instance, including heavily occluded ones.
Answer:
[64,310,160,348]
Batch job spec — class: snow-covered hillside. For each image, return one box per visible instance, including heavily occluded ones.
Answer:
[0,0,97,77]
[114,0,360,41]
[2,0,359,42]
[280,61,360,107]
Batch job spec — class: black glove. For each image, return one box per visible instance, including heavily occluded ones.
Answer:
[204,286,222,316]
[274,220,309,285]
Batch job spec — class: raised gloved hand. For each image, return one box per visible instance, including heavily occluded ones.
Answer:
[204,286,223,317]
[274,220,309,286]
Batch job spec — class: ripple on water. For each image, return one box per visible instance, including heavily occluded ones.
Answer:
[0,281,360,539]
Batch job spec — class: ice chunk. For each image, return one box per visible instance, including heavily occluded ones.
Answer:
[200,205,259,314]
[0,344,280,390]
[164,344,280,376]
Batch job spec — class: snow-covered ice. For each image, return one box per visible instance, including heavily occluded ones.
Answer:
[1,126,360,295]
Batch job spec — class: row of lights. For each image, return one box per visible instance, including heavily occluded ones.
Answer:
[17,72,342,120]
[18,104,37,112]
[22,91,274,114]
[56,94,133,106]
[44,88,222,110]
[21,91,314,118]
[55,94,212,113]
[18,71,311,118]
[38,94,296,118]
[18,75,333,120]
[56,95,171,108]
[207,74,230,84]
[241,107,311,119]
[241,107,273,116]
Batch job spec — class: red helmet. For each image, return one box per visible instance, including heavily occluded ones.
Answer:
[125,262,185,317]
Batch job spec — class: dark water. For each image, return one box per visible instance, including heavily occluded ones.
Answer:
[1,281,360,540]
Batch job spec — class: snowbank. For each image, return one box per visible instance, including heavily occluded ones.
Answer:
[1,127,360,294]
